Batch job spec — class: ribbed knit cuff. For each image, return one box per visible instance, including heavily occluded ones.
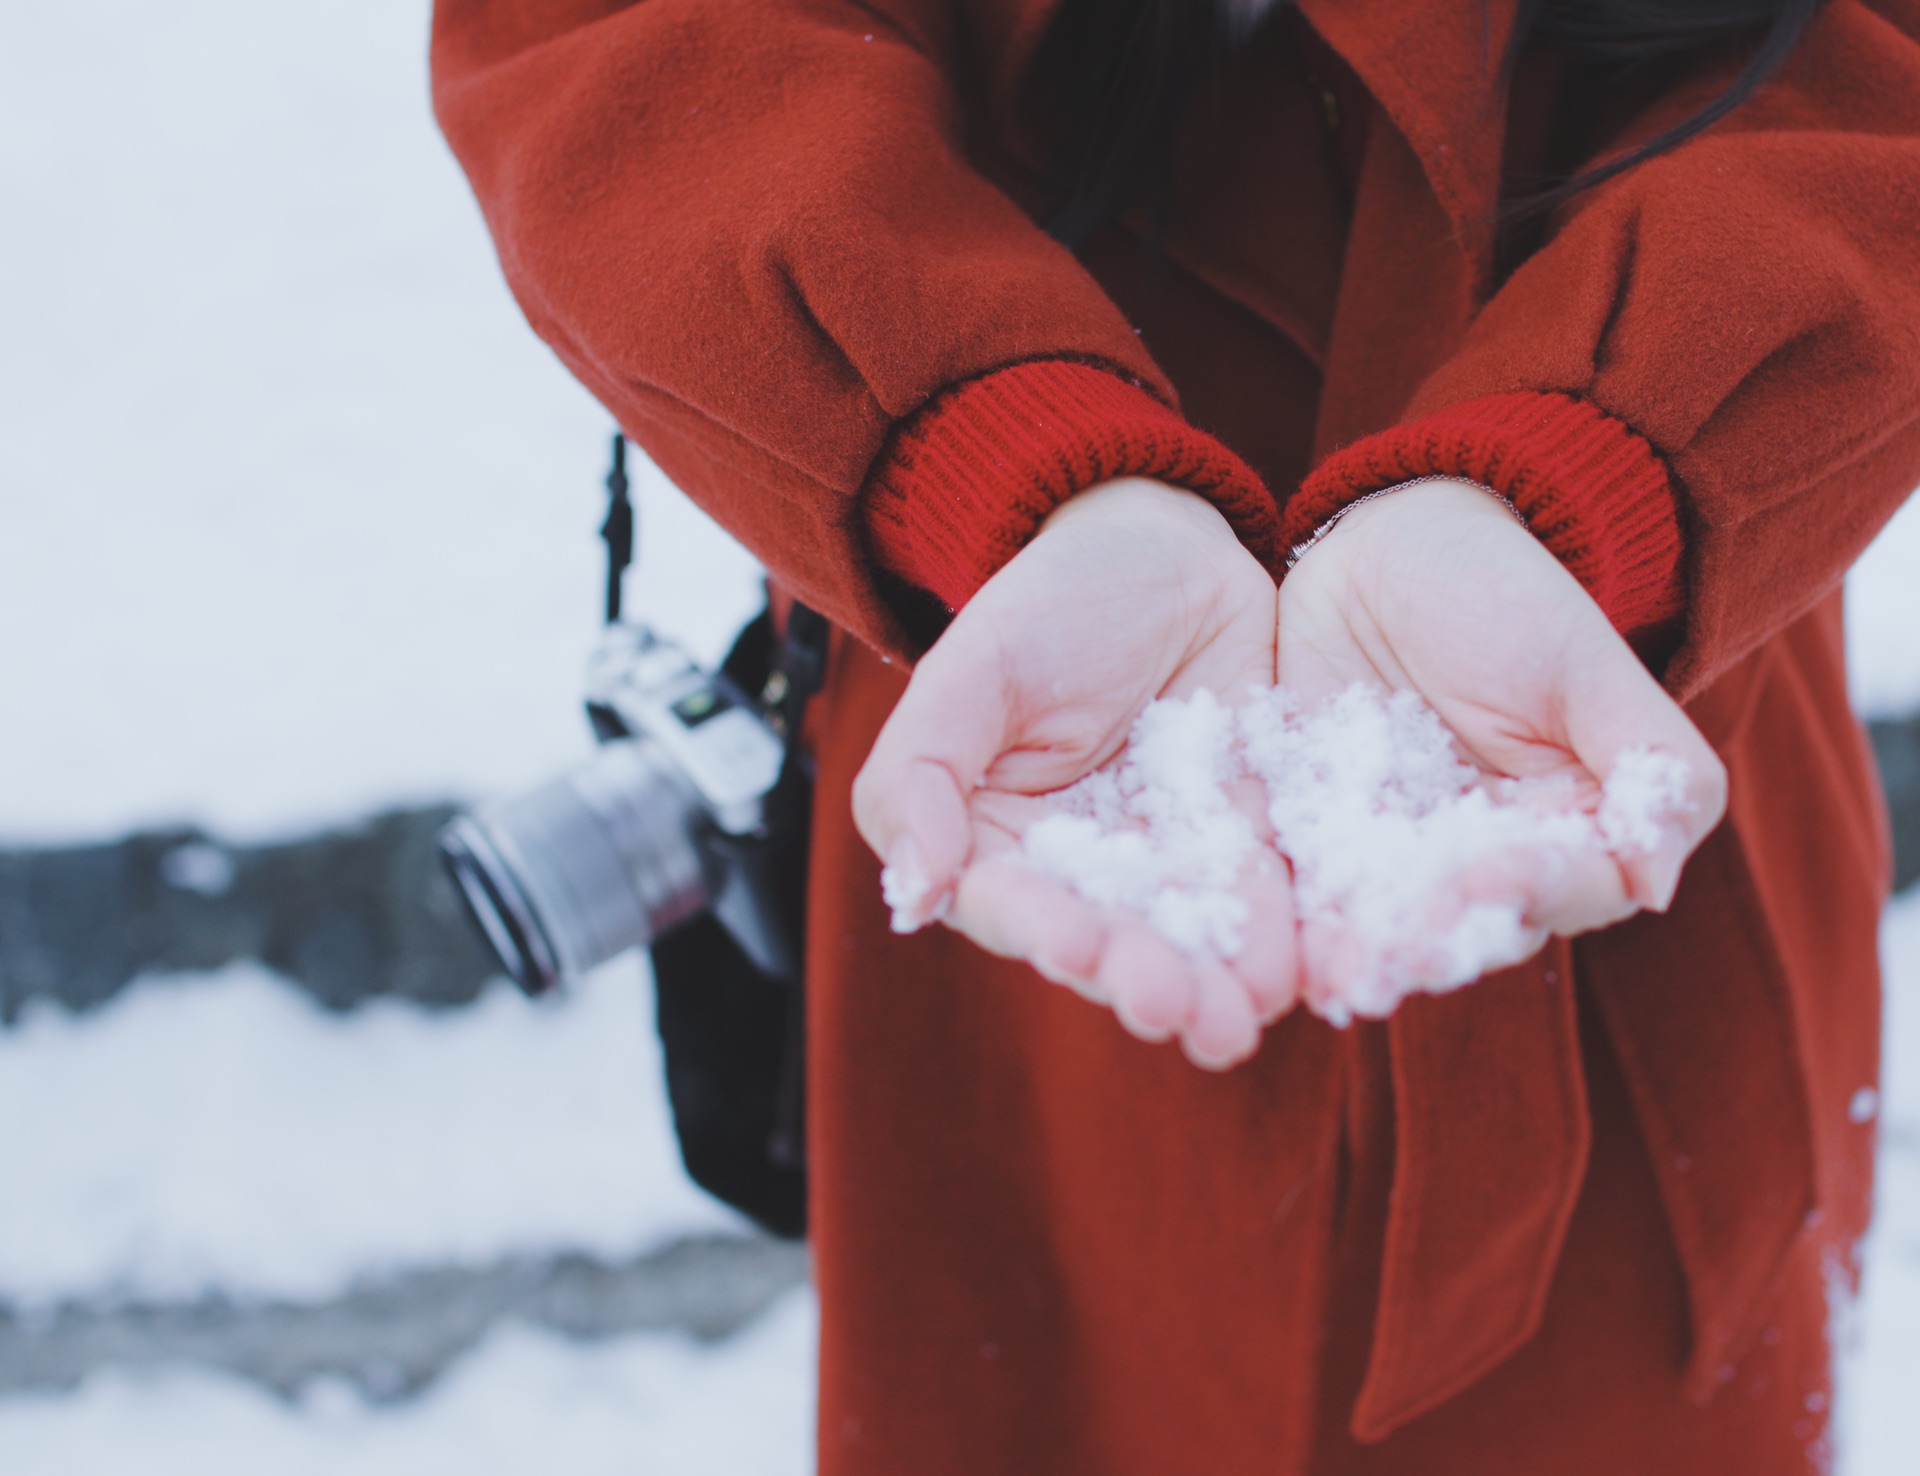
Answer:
[1286,392,1685,635]
[862,360,1281,613]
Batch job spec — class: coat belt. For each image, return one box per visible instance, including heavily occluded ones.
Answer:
[1349,821,1818,1440]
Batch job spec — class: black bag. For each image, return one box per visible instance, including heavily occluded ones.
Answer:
[648,605,824,1241]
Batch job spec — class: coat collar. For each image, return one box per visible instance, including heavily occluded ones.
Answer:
[1294,0,1520,251]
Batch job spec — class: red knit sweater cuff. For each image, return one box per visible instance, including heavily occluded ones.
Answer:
[863,360,1281,613]
[1286,392,1685,635]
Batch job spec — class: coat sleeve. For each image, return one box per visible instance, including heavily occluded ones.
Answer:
[1289,0,1920,697]
[430,0,1280,656]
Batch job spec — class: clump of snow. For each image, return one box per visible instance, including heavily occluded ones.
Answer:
[1013,684,1694,1024]
[880,847,940,935]
[1596,745,1695,857]
[1240,686,1576,1020]
[1022,690,1257,957]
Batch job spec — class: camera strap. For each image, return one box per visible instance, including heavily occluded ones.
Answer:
[600,435,636,625]
[602,430,828,751]
[758,601,826,1183]
[601,430,828,1234]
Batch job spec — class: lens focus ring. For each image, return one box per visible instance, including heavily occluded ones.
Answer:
[445,739,711,989]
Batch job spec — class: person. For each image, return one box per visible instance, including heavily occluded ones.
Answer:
[430,0,1920,1469]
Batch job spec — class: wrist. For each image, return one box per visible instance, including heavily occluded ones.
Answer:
[861,362,1283,622]
[1041,476,1239,542]
[1037,477,1260,602]
[1288,476,1522,572]
[1000,477,1275,665]
[1297,477,1519,575]
[1287,393,1683,637]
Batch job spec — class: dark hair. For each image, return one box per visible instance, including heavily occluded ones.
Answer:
[1028,0,1824,245]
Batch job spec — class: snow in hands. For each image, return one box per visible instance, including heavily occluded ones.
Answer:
[1019,690,1261,961]
[1233,685,1691,1022]
[883,683,1694,1027]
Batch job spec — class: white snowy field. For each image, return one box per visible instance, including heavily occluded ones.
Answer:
[0,1,1917,1473]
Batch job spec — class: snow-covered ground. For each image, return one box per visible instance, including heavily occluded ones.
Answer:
[0,960,736,1308]
[1,0,1917,1472]
[0,902,1908,1472]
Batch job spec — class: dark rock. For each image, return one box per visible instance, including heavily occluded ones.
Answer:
[1870,713,1920,895]
[0,807,498,1021]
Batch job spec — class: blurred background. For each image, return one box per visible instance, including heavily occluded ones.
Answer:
[0,2,1915,1471]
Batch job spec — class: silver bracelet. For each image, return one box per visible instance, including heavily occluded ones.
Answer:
[1285,474,1526,571]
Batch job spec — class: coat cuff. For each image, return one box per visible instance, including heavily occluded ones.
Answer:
[1286,393,1685,636]
[862,360,1282,614]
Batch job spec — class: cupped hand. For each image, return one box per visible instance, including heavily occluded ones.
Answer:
[851,478,1297,1069]
[1277,479,1728,994]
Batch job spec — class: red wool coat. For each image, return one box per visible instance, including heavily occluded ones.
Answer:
[432,1,1920,1470]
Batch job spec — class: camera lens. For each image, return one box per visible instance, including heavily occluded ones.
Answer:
[438,739,711,994]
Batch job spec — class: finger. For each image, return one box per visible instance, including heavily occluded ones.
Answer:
[1556,619,1729,910]
[853,632,1012,928]
[949,856,1108,983]
[1519,845,1638,937]
[1225,856,1301,1023]
[1180,960,1262,1070]
[1298,917,1374,1024]
[1417,914,1551,992]
[1429,840,1637,942]
[1608,750,1725,915]
[870,763,970,932]
[1097,922,1198,1045]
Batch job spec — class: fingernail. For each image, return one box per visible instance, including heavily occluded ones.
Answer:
[880,836,934,934]
[1181,1028,1251,1072]
[1644,841,1686,912]
[1036,952,1106,1002]
[1113,992,1177,1044]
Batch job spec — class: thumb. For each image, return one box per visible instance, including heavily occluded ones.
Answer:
[851,624,1013,931]
[1558,616,1728,911]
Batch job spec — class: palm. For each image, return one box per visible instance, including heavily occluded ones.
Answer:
[1277,481,1726,951]
[1281,486,1601,782]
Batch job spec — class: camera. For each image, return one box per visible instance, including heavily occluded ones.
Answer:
[439,620,807,996]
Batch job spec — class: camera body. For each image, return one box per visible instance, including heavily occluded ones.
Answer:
[439,621,806,996]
